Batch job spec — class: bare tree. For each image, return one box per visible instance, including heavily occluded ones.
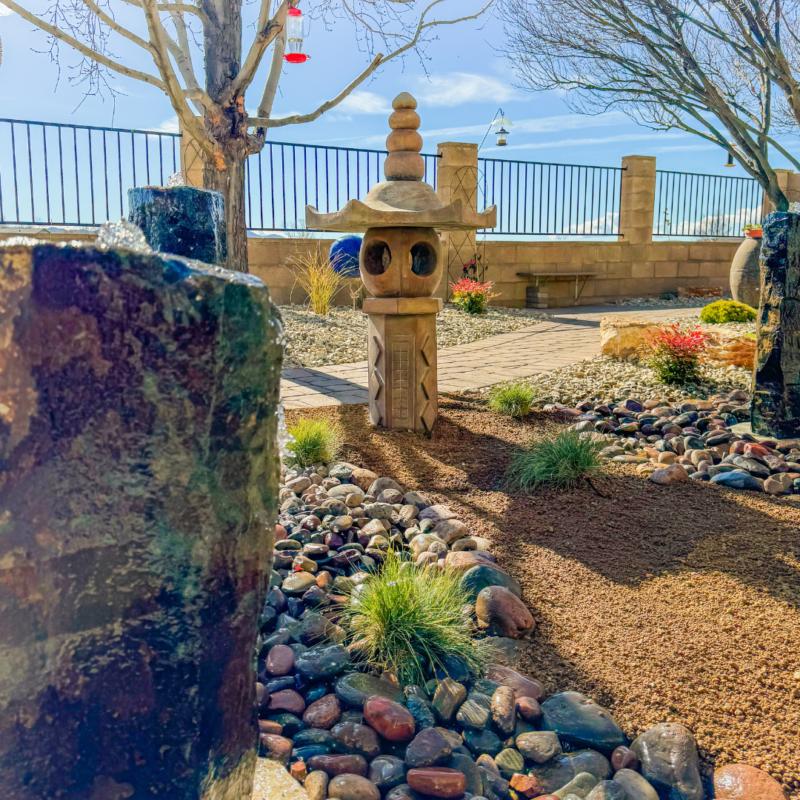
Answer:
[501,0,800,210]
[6,0,497,271]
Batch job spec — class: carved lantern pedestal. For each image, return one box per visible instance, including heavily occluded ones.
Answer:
[306,92,496,432]
[365,297,442,432]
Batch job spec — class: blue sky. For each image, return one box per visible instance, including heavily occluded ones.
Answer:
[0,1,796,177]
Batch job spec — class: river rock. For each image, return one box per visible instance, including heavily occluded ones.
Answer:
[516,731,562,763]
[541,692,627,756]
[648,464,690,485]
[631,723,703,800]
[336,672,405,708]
[528,751,612,795]
[283,572,318,595]
[261,734,294,763]
[307,754,368,777]
[710,471,764,491]
[456,690,493,730]
[305,770,330,800]
[486,666,545,701]
[296,643,351,679]
[364,696,416,741]
[516,696,543,722]
[405,728,453,768]
[331,721,381,759]
[433,679,467,722]
[407,767,467,798]
[266,644,296,676]
[713,764,789,800]
[553,771,598,798]
[406,694,436,731]
[434,519,469,544]
[495,749,525,778]
[475,586,535,639]
[370,755,408,790]
[268,689,306,716]
[446,753,483,796]
[509,773,545,798]
[304,694,342,729]
[328,774,381,800]
[611,746,638,773]
[612,769,659,800]
[463,730,504,757]
[585,780,626,800]
[460,565,522,604]
[490,687,517,737]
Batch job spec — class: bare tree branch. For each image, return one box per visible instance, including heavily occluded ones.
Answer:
[2,0,166,89]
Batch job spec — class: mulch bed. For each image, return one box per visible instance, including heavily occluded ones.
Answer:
[286,397,800,799]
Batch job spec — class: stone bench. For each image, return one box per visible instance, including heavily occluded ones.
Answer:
[515,271,598,308]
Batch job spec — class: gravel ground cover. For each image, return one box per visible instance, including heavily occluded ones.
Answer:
[280,305,550,368]
[612,295,731,308]
[482,355,752,408]
[288,401,800,799]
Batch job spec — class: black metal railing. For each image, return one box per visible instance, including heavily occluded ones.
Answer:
[246,142,438,231]
[0,118,179,226]
[0,117,768,240]
[654,170,762,238]
[478,158,623,236]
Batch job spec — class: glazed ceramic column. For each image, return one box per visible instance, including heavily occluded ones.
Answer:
[0,239,283,798]
[752,211,800,438]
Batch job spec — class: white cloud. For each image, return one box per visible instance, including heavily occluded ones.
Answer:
[334,91,392,116]
[415,73,515,108]
[481,131,687,153]
[0,3,14,16]
[154,116,180,134]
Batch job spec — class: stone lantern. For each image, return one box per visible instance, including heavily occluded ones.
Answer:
[306,92,496,432]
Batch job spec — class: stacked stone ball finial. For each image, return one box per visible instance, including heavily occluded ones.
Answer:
[384,92,425,182]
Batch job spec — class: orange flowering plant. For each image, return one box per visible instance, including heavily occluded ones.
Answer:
[450,277,499,314]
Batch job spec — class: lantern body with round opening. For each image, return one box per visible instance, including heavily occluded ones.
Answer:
[360,226,442,298]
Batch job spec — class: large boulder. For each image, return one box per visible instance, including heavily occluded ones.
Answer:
[0,239,282,797]
[599,316,666,359]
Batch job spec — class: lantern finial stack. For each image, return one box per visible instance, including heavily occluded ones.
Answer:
[385,93,425,182]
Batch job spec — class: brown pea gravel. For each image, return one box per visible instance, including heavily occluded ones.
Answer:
[287,398,800,799]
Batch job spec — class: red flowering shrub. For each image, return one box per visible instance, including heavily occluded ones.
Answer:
[450,278,499,314]
[645,325,708,385]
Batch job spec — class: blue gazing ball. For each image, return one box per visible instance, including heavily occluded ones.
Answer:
[329,235,362,277]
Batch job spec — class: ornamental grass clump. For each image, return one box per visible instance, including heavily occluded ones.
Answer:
[699,299,757,324]
[340,551,495,686]
[450,277,499,314]
[285,418,341,468]
[289,245,346,315]
[506,429,604,492]
[489,381,538,417]
[645,324,707,385]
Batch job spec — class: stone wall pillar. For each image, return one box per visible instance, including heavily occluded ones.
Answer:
[436,142,479,298]
[761,169,800,217]
[618,155,656,244]
[0,240,283,798]
[180,119,204,188]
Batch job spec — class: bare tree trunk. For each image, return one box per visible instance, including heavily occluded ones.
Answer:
[204,154,248,272]
[200,0,250,273]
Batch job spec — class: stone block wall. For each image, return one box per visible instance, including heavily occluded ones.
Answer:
[0,228,739,308]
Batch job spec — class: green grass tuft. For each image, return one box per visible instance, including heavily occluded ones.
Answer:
[339,551,496,686]
[506,428,604,492]
[489,382,538,418]
[699,299,757,324]
[285,418,341,468]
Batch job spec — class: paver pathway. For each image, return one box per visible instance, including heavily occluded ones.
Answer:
[281,304,703,409]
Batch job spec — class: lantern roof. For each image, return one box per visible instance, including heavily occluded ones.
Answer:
[306,92,496,232]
